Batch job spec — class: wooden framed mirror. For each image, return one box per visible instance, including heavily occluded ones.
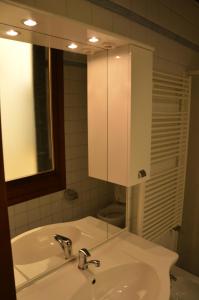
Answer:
[0,38,66,206]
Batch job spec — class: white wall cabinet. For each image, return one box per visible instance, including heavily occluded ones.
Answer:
[88,44,153,187]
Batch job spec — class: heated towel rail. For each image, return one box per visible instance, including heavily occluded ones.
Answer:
[137,71,191,241]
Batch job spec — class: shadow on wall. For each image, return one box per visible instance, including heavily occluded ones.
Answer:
[178,74,199,277]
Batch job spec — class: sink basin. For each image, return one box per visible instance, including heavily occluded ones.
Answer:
[12,224,81,265]
[15,220,178,300]
[71,263,159,300]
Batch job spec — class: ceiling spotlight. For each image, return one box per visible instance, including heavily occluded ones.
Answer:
[23,19,37,27]
[88,36,99,43]
[6,29,19,36]
[68,43,78,49]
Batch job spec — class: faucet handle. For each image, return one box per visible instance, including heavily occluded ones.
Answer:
[54,234,72,259]
[78,248,100,270]
[54,234,72,246]
[79,248,91,257]
[78,248,91,270]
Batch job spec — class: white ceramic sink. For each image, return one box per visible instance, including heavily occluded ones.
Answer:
[71,263,159,300]
[12,225,81,265]
[17,227,178,300]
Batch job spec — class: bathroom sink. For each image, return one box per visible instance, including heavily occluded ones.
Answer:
[17,229,178,300]
[71,263,159,300]
[12,224,81,265]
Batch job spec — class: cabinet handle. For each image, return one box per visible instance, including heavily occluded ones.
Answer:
[138,169,147,178]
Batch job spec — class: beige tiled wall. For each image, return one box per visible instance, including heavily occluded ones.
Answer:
[111,0,199,45]
[8,52,114,238]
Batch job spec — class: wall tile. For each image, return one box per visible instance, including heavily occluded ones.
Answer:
[91,5,113,31]
[14,202,27,214]
[34,0,67,16]
[14,212,28,228]
[128,21,148,45]
[66,0,92,23]
[112,13,133,37]
[113,0,131,9]
[130,0,148,17]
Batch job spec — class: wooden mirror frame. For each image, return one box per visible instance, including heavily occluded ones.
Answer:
[0,115,16,299]
[5,48,66,206]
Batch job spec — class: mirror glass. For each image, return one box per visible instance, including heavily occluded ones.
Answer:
[0,37,126,291]
[0,38,53,181]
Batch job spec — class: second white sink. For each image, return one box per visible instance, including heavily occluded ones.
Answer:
[71,263,159,300]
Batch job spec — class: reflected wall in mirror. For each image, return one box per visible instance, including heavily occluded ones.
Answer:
[7,49,116,237]
[0,38,53,181]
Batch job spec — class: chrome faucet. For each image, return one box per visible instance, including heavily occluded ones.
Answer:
[78,248,100,270]
[54,234,72,259]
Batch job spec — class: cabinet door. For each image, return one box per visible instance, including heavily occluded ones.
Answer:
[88,51,108,181]
[129,45,153,186]
[108,46,131,185]
[108,45,152,186]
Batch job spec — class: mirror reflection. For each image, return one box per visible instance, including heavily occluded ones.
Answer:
[0,38,126,290]
[0,38,53,181]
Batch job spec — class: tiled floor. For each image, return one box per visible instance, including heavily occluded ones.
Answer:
[170,266,199,300]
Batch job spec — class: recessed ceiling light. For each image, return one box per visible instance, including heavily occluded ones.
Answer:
[88,36,99,43]
[68,43,78,49]
[23,19,37,27]
[6,29,19,36]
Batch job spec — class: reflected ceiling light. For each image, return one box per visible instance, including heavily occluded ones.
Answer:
[23,19,37,27]
[6,29,19,36]
[88,36,99,43]
[68,43,78,49]
[116,56,120,59]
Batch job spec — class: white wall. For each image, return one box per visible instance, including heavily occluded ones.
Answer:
[0,38,37,181]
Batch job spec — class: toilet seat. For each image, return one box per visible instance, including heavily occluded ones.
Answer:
[97,203,125,227]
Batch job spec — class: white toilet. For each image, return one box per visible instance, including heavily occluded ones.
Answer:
[97,186,126,228]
